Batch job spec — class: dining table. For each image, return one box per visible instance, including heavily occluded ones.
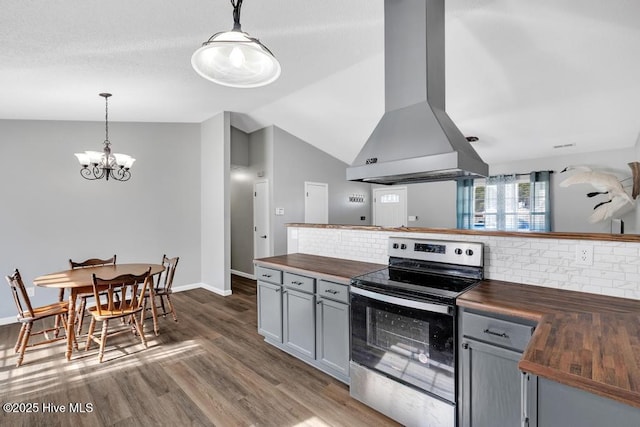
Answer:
[33,263,165,361]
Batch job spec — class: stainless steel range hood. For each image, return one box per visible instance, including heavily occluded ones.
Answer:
[347,0,488,185]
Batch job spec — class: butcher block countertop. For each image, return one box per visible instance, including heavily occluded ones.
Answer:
[458,280,640,409]
[254,253,385,285]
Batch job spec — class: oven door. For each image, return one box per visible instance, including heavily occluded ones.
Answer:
[350,286,456,403]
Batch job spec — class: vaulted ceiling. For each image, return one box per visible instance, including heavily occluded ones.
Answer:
[1,0,639,165]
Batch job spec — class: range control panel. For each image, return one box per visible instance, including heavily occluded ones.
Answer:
[388,237,483,267]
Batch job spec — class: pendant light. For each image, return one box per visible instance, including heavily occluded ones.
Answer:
[191,0,281,88]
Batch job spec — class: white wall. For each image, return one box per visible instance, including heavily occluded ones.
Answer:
[0,119,201,319]
[200,112,231,295]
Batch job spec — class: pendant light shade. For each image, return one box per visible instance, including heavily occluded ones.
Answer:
[191,0,281,88]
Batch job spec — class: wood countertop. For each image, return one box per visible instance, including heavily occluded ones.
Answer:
[458,280,640,409]
[286,223,640,243]
[254,253,385,285]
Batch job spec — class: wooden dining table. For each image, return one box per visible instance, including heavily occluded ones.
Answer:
[33,263,164,361]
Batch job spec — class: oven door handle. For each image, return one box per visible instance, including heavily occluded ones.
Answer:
[350,286,452,315]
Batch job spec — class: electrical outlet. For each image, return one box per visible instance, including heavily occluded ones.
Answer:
[27,286,35,297]
[575,245,593,266]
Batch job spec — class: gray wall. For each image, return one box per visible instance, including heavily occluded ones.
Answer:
[389,147,639,233]
[230,127,254,275]
[0,119,201,319]
[272,126,371,255]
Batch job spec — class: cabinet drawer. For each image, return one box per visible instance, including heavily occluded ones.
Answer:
[317,280,349,304]
[462,311,534,352]
[284,272,315,293]
[256,266,283,284]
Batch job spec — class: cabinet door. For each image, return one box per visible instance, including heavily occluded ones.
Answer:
[283,288,316,358]
[257,281,283,343]
[316,297,349,376]
[461,338,534,427]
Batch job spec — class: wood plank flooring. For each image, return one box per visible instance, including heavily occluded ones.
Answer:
[0,275,399,427]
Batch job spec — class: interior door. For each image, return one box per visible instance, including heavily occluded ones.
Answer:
[254,180,271,261]
[304,182,329,224]
[373,187,407,227]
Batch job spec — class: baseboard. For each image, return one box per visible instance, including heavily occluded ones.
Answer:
[173,283,233,297]
[0,316,17,326]
[230,269,256,280]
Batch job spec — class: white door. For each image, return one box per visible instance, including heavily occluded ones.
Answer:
[305,182,329,224]
[373,187,408,227]
[254,180,271,260]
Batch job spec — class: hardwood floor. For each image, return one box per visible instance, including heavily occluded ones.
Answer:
[0,275,399,427]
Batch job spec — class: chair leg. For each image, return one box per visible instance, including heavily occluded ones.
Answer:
[77,297,87,336]
[159,294,167,316]
[16,323,32,367]
[132,315,147,349]
[14,324,27,353]
[98,320,109,363]
[166,295,178,322]
[85,317,97,351]
[53,313,61,338]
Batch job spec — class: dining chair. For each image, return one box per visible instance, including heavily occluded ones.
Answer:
[68,254,117,336]
[5,269,70,367]
[141,255,180,326]
[85,268,151,363]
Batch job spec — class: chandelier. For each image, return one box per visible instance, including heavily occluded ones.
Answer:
[74,93,135,181]
[191,0,281,88]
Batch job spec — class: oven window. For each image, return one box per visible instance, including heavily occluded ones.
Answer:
[351,293,455,403]
[367,308,431,363]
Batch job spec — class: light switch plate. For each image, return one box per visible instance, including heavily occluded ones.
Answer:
[575,245,593,266]
[275,207,285,216]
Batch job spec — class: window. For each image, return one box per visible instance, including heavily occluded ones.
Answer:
[457,171,551,232]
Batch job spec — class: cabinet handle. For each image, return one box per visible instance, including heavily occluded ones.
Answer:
[324,289,339,295]
[316,300,322,305]
[291,281,303,285]
[275,288,280,293]
[462,342,469,350]
[483,328,510,339]
[262,274,272,278]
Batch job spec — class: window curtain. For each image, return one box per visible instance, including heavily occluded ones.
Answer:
[456,179,474,229]
[529,171,551,231]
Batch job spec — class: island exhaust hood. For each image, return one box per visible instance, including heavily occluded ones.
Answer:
[346,0,488,185]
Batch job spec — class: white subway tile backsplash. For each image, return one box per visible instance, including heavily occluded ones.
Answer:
[291,227,640,300]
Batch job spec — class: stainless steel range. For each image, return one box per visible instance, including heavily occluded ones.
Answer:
[349,237,483,427]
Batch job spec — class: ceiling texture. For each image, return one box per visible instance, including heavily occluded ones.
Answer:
[1,0,639,165]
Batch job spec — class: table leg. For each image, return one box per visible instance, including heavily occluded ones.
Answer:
[149,286,159,336]
[66,290,77,361]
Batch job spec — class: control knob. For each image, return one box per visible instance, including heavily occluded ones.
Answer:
[454,248,463,255]
[392,243,399,249]
[400,244,407,250]
[466,249,474,256]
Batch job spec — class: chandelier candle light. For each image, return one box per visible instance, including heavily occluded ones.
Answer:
[191,0,281,88]
[74,93,135,181]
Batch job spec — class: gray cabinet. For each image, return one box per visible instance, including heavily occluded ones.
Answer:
[537,377,640,427]
[257,266,284,342]
[255,264,351,384]
[316,284,350,377]
[283,286,316,358]
[460,309,537,427]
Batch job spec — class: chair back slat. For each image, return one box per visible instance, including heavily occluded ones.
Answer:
[157,255,179,292]
[69,255,117,269]
[5,269,35,318]
[91,269,150,317]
